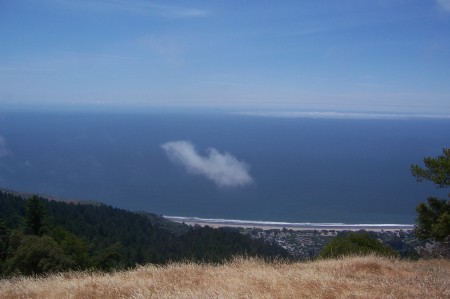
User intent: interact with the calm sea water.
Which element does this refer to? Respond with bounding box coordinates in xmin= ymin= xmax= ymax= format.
xmin=0 ymin=110 xmax=448 ymax=224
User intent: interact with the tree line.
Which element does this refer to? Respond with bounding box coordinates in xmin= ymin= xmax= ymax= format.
xmin=0 ymin=192 xmax=289 ymax=276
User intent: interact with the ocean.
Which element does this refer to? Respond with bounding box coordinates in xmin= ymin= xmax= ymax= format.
xmin=0 ymin=109 xmax=448 ymax=224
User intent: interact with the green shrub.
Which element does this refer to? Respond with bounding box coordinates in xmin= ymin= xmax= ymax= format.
xmin=3 ymin=233 xmax=75 ymax=275
xmin=319 ymin=232 xmax=398 ymax=259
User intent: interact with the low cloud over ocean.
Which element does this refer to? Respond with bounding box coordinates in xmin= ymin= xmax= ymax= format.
xmin=161 ymin=140 xmax=253 ymax=188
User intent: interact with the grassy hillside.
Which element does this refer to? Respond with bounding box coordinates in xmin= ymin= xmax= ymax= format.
xmin=1 ymin=256 xmax=449 ymax=298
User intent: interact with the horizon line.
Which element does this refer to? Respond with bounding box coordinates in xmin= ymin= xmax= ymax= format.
xmin=236 ymin=111 xmax=450 ymax=120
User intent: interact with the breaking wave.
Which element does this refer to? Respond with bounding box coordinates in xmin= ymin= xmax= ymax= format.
xmin=164 ymin=216 xmax=414 ymax=229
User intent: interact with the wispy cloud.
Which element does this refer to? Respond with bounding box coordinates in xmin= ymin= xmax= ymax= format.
xmin=200 ymin=81 xmax=242 ymax=87
xmin=44 ymin=0 xmax=210 ymax=18
xmin=143 ymin=36 xmax=186 ymax=66
xmin=161 ymin=140 xmax=253 ymax=188
xmin=353 ymin=82 xmax=385 ymax=88
xmin=436 ymin=0 xmax=450 ymax=13
xmin=285 ymin=28 xmax=326 ymax=37
xmin=0 ymin=51 xmax=135 ymax=75
xmin=0 ymin=135 xmax=12 ymax=158
xmin=238 ymin=111 xmax=450 ymax=120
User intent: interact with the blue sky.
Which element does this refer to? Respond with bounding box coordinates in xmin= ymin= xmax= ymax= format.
xmin=1 ymin=0 xmax=450 ymax=114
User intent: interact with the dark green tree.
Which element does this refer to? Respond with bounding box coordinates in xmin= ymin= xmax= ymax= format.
xmin=3 ymin=233 xmax=74 ymax=275
xmin=50 ymin=227 xmax=90 ymax=269
xmin=411 ymin=148 xmax=450 ymax=242
xmin=0 ymin=218 xmax=9 ymax=271
xmin=93 ymin=242 xmax=122 ymax=270
xmin=1 ymin=191 xmax=291 ymax=274
xmin=25 ymin=196 xmax=47 ymax=236
xmin=411 ymin=148 xmax=450 ymax=188
xmin=415 ymin=198 xmax=450 ymax=241
xmin=319 ymin=232 xmax=398 ymax=259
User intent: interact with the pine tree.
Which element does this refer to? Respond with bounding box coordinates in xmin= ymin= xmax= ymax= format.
xmin=25 ymin=196 xmax=47 ymax=236
xmin=411 ymin=148 xmax=450 ymax=242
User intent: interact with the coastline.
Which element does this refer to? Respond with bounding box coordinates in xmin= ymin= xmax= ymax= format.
xmin=164 ymin=216 xmax=414 ymax=232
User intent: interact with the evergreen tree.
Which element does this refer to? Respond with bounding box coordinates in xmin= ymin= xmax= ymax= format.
xmin=0 ymin=218 xmax=9 ymax=271
xmin=411 ymin=148 xmax=450 ymax=188
xmin=0 ymin=191 xmax=291 ymax=275
xmin=411 ymin=148 xmax=450 ymax=242
xmin=25 ymin=196 xmax=47 ymax=236
xmin=50 ymin=227 xmax=90 ymax=269
xmin=3 ymin=233 xmax=74 ymax=275
xmin=93 ymin=242 xmax=123 ymax=270
xmin=415 ymin=198 xmax=450 ymax=241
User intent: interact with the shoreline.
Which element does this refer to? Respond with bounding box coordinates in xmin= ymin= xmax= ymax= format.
xmin=164 ymin=216 xmax=414 ymax=232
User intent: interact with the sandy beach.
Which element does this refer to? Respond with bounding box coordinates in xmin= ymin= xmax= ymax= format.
xmin=165 ymin=217 xmax=414 ymax=232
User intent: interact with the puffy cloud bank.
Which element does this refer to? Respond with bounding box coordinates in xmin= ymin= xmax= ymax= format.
xmin=161 ymin=140 xmax=253 ymax=187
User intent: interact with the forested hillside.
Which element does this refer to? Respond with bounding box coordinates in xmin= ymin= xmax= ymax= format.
xmin=0 ymin=190 xmax=289 ymax=276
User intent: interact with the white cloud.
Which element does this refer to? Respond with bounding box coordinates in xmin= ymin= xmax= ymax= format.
xmin=45 ymin=0 xmax=210 ymax=18
xmin=0 ymin=135 xmax=11 ymax=158
xmin=161 ymin=140 xmax=253 ymax=188
xmin=437 ymin=0 xmax=450 ymax=12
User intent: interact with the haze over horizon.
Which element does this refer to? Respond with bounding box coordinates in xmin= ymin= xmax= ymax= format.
xmin=1 ymin=0 xmax=450 ymax=114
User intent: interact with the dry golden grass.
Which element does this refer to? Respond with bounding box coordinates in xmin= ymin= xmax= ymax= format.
xmin=1 ymin=256 xmax=449 ymax=298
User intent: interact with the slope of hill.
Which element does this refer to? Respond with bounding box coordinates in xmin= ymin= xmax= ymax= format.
xmin=0 ymin=187 xmax=186 ymax=234
xmin=0 ymin=189 xmax=290 ymax=275
xmin=1 ymin=256 xmax=449 ymax=298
